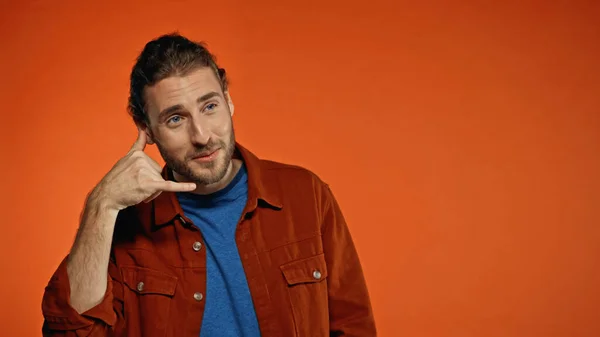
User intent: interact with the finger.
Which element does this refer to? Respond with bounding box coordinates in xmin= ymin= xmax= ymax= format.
xmin=145 ymin=156 xmax=163 ymax=173
xmin=150 ymin=180 xmax=197 ymax=193
xmin=143 ymin=191 xmax=162 ymax=203
xmin=129 ymin=127 xmax=147 ymax=153
xmin=145 ymin=166 xmax=167 ymax=181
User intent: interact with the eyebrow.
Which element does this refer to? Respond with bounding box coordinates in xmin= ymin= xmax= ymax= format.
xmin=158 ymin=91 xmax=222 ymax=121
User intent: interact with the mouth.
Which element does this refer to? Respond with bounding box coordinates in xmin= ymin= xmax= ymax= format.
xmin=191 ymin=148 xmax=220 ymax=163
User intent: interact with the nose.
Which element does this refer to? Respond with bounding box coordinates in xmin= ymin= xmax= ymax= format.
xmin=189 ymin=118 xmax=210 ymax=145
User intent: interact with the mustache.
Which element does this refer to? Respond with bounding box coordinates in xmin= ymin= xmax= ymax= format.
xmin=187 ymin=142 xmax=221 ymax=158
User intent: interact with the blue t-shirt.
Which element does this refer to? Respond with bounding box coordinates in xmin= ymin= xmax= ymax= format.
xmin=177 ymin=164 xmax=261 ymax=337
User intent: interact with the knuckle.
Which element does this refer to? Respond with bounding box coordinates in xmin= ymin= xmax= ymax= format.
xmin=131 ymin=157 xmax=149 ymax=172
xmin=133 ymin=168 xmax=147 ymax=186
xmin=130 ymin=151 xmax=148 ymax=164
xmin=134 ymin=185 xmax=147 ymax=196
xmin=128 ymin=150 xmax=141 ymax=159
xmin=133 ymin=153 xmax=146 ymax=163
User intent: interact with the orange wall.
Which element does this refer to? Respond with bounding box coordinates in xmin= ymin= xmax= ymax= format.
xmin=1 ymin=1 xmax=599 ymax=336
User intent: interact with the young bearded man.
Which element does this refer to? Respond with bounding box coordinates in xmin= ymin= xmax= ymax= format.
xmin=41 ymin=33 xmax=376 ymax=337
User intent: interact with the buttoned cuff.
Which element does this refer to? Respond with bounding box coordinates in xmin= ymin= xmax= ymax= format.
xmin=42 ymin=256 xmax=116 ymax=331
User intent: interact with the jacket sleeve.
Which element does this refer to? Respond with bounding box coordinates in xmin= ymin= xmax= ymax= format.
xmin=321 ymin=183 xmax=377 ymax=336
xmin=41 ymin=255 xmax=125 ymax=336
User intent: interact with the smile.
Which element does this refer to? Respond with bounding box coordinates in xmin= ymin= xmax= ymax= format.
xmin=191 ymin=149 xmax=220 ymax=163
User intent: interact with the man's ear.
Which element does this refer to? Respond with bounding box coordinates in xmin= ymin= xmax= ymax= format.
xmin=225 ymin=91 xmax=235 ymax=116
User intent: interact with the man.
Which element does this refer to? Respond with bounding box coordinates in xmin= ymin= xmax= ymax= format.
xmin=41 ymin=33 xmax=376 ymax=337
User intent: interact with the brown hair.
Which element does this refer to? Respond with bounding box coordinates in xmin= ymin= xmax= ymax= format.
xmin=127 ymin=32 xmax=228 ymax=125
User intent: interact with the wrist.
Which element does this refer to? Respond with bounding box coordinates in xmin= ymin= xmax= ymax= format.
xmin=87 ymin=187 xmax=120 ymax=216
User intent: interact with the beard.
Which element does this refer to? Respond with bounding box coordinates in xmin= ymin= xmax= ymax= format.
xmin=156 ymin=126 xmax=236 ymax=186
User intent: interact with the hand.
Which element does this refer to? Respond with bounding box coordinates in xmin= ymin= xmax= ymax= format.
xmin=90 ymin=128 xmax=196 ymax=211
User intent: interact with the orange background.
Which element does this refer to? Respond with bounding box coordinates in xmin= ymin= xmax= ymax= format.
xmin=1 ymin=1 xmax=599 ymax=336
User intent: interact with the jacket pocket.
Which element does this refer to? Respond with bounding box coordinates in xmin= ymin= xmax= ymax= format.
xmin=121 ymin=266 xmax=178 ymax=337
xmin=280 ymin=253 xmax=329 ymax=336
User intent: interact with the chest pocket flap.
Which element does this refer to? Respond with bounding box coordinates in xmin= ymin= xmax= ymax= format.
xmin=280 ymin=253 xmax=328 ymax=286
xmin=121 ymin=266 xmax=178 ymax=296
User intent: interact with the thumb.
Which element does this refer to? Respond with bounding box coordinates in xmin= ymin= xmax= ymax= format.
xmin=130 ymin=127 xmax=147 ymax=153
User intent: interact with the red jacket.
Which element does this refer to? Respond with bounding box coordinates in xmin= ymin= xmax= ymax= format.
xmin=41 ymin=143 xmax=376 ymax=336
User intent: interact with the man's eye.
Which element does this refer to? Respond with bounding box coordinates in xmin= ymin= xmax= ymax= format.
xmin=167 ymin=115 xmax=182 ymax=124
xmin=205 ymin=103 xmax=218 ymax=112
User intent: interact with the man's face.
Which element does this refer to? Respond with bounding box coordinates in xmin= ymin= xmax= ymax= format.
xmin=142 ymin=67 xmax=235 ymax=186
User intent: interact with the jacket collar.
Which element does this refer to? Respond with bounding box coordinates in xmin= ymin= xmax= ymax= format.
xmin=135 ymin=142 xmax=282 ymax=231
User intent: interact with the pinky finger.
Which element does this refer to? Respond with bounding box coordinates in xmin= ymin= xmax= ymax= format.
xmin=143 ymin=191 xmax=162 ymax=203
xmin=151 ymin=180 xmax=197 ymax=193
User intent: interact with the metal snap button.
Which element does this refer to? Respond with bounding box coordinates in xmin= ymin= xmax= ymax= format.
xmin=193 ymin=241 xmax=202 ymax=251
